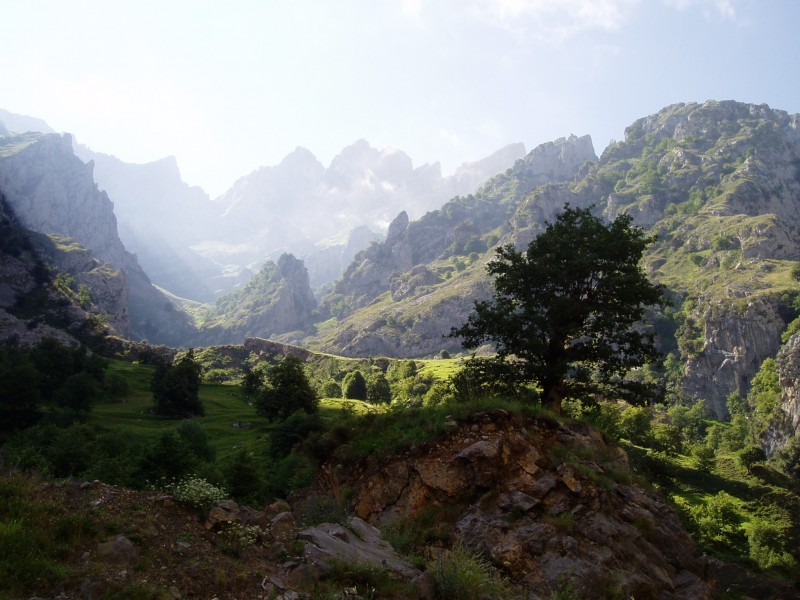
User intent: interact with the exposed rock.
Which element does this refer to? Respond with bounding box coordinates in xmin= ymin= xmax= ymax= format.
xmin=683 ymin=295 xmax=785 ymax=419
xmin=0 ymin=131 xmax=196 ymax=345
xmin=96 ymin=534 xmax=138 ymax=565
xmin=194 ymin=253 xmax=316 ymax=345
xmin=299 ymin=517 xmax=420 ymax=580
xmin=345 ymin=412 xmax=713 ymax=598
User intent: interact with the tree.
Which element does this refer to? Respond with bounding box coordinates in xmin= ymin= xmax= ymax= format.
xmin=255 ymin=356 xmax=318 ymax=422
xmin=342 ymin=370 xmax=368 ymax=400
xmin=366 ymin=372 xmax=392 ymax=404
xmin=151 ymin=350 xmax=204 ymax=417
xmin=451 ymin=206 xmax=665 ymax=414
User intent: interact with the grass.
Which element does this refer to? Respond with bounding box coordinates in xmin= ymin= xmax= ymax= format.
xmin=91 ymin=360 xmax=269 ymax=461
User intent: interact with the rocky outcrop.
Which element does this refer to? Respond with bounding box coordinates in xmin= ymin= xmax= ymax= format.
xmin=766 ymin=332 xmax=800 ymax=454
xmin=0 ymin=193 xmax=120 ymax=346
xmin=339 ymin=410 xmax=712 ymax=598
xmin=321 ymin=135 xmax=597 ymax=320
xmin=34 ymin=234 xmax=130 ymax=337
xmin=195 ymin=253 xmax=316 ymax=345
xmin=683 ymin=295 xmax=786 ymax=419
xmin=0 ymin=132 xmax=196 ymax=345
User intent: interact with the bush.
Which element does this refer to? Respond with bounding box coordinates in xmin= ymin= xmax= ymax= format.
xmin=747 ymin=517 xmax=797 ymax=571
xmin=320 ymin=379 xmax=342 ymax=398
xmin=691 ymin=492 xmax=744 ymax=549
xmin=431 ymin=543 xmax=516 ymax=600
xmin=618 ymin=406 xmax=652 ymax=445
xmin=165 ymin=476 xmax=227 ymax=511
xmin=738 ymin=446 xmax=767 ymax=473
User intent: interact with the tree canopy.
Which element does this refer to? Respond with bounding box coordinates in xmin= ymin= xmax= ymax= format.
xmin=151 ymin=350 xmax=204 ymax=418
xmin=452 ymin=205 xmax=665 ymax=413
xmin=255 ymin=356 xmax=318 ymax=422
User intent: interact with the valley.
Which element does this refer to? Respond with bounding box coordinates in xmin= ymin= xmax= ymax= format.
xmin=2 ymin=100 xmax=800 ymax=599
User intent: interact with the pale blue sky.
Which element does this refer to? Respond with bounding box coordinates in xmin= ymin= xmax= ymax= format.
xmin=1 ymin=0 xmax=798 ymax=197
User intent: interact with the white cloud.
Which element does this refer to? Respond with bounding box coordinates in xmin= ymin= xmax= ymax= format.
xmin=663 ymin=0 xmax=738 ymax=19
xmin=468 ymin=0 xmax=640 ymax=41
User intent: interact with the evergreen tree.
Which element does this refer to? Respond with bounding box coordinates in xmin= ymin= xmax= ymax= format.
xmin=452 ymin=206 xmax=665 ymax=413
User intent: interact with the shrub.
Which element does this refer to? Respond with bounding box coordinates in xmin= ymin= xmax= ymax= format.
xmin=618 ymin=405 xmax=652 ymax=445
xmin=747 ymin=517 xmax=797 ymax=571
xmin=738 ymin=446 xmax=767 ymax=473
xmin=320 ymin=379 xmax=342 ymax=398
xmin=431 ymin=542 xmax=517 ymax=600
xmin=165 ymin=476 xmax=227 ymax=511
xmin=691 ymin=492 xmax=744 ymax=549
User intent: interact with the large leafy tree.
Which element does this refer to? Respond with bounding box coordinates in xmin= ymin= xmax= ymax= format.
xmin=151 ymin=349 xmax=204 ymax=417
xmin=256 ymin=356 xmax=318 ymax=422
xmin=452 ymin=205 xmax=665 ymax=414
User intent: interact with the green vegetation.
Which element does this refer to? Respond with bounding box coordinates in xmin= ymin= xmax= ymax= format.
xmin=452 ymin=206 xmax=665 ymax=413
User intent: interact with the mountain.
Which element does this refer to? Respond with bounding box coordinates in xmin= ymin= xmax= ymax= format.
xmin=202 ymin=140 xmax=527 ymax=291
xmin=72 ymin=145 xmax=225 ymax=301
xmin=312 ymin=134 xmax=597 ymax=355
xmin=0 ymin=190 xmax=124 ymax=347
xmin=0 ymin=131 xmax=196 ymax=346
xmin=193 ymin=253 xmax=316 ymax=346
xmin=309 ymin=101 xmax=800 ymax=426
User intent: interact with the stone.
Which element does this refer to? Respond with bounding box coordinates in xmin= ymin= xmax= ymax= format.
xmin=299 ymin=517 xmax=420 ymax=579
xmin=270 ymin=511 xmax=298 ymax=543
xmin=96 ymin=534 xmax=138 ymax=565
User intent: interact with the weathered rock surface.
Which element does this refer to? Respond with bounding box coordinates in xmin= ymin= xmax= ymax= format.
xmin=195 ymin=253 xmax=316 ymax=345
xmin=768 ymin=332 xmax=800 ymax=454
xmin=345 ymin=410 xmax=711 ymax=598
xmin=0 ymin=132 xmax=196 ymax=345
xmin=683 ymin=295 xmax=786 ymax=419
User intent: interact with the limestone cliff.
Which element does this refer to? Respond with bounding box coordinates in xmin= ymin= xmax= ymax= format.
xmin=195 ymin=253 xmax=316 ymax=345
xmin=0 ymin=192 xmax=120 ymax=346
xmin=320 ymin=135 xmax=596 ymax=323
xmin=0 ymin=132 xmax=196 ymax=345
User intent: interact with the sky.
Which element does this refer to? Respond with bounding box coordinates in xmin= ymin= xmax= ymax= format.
xmin=1 ymin=0 xmax=799 ymax=198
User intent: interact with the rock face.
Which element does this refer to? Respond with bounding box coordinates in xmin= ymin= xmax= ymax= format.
xmin=683 ymin=295 xmax=786 ymax=419
xmin=768 ymin=332 xmax=800 ymax=454
xmin=73 ymin=145 xmax=223 ymax=301
xmin=320 ymin=135 xmax=596 ymax=323
xmin=0 ymin=132 xmax=196 ymax=345
xmin=0 ymin=191 xmax=123 ymax=346
xmin=342 ymin=410 xmax=712 ymax=598
xmin=195 ymin=253 xmax=316 ymax=345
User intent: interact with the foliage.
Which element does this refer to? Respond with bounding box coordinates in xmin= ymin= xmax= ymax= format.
xmin=255 ymin=356 xmax=318 ymax=422
xmin=151 ymin=350 xmax=204 ymax=417
xmin=773 ymin=436 xmax=800 ymax=481
xmin=618 ymin=405 xmax=652 ymax=445
xmin=452 ymin=206 xmax=665 ymax=413
xmin=746 ymin=510 xmax=797 ymax=571
xmin=366 ymin=372 xmax=392 ymax=404
xmin=746 ymin=358 xmax=781 ymax=435
xmin=164 ymin=476 xmax=228 ymax=511
xmin=342 ymin=370 xmax=368 ymax=400
xmin=431 ymin=542 xmax=518 ymax=600
xmin=691 ymin=492 xmax=744 ymax=549
xmin=449 ymin=356 xmax=533 ymax=403
xmin=320 ymin=379 xmax=342 ymax=398
xmin=738 ymin=446 xmax=767 ymax=473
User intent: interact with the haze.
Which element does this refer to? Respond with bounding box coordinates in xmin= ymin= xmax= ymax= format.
xmin=1 ymin=0 xmax=798 ymax=197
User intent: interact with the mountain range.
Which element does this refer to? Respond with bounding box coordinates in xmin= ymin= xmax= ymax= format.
xmin=2 ymin=99 xmax=800 ymax=452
